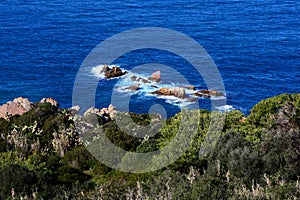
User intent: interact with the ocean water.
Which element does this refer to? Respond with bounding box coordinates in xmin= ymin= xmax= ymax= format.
xmin=0 ymin=0 xmax=299 ymax=116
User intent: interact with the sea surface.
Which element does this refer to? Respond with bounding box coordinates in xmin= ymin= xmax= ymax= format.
xmin=0 ymin=0 xmax=299 ymax=116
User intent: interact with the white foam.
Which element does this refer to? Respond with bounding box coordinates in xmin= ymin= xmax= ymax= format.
xmin=210 ymin=96 xmax=226 ymax=100
xmin=150 ymin=93 xmax=196 ymax=107
xmin=114 ymin=86 xmax=140 ymax=95
xmin=215 ymin=105 xmax=234 ymax=112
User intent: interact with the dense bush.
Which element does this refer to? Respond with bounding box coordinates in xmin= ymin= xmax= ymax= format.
xmin=0 ymin=164 xmax=37 ymax=199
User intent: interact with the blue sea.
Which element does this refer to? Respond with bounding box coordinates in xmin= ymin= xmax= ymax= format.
xmin=0 ymin=0 xmax=299 ymax=117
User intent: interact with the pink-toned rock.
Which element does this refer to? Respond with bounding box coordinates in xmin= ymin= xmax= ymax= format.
xmin=0 ymin=97 xmax=32 ymax=119
xmin=40 ymin=98 xmax=59 ymax=107
xmin=13 ymin=97 xmax=32 ymax=110
xmin=151 ymin=87 xmax=186 ymax=99
xmin=148 ymin=70 xmax=161 ymax=83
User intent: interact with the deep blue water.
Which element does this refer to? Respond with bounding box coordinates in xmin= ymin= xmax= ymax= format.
xmin=0 ymin=0 xmax=299 ymax=116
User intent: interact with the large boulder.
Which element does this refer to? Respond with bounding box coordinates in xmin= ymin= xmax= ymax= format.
xmin=0 ymin=97 xmax=32 ymax=119
xmin=151 ymin=87 xmax=186 ymax=99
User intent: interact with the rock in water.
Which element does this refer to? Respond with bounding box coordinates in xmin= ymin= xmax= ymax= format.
xmin=102 ymin=65 xmax=127 ymax=79
xmin=184 ymin=85 xmax=196 ymax=90
xmin=125 ymin=84 xmax=140 ymax=91
xmin=130 ymin=76 xmax=150 ymax=84
xmin=151 ymin=87 xmax=186 ymax=99
xmin=148 ymin=70 xmax=161 ymax=83
xmin=130 ymin=75 xmax=138 ymax=81
xmin=194 ymin=90 xmax=224 ymax=98
xmin=100 ymin=64 xmax=110 ymax=74
xmin=0 ymin=97 xmax=32 ymax=119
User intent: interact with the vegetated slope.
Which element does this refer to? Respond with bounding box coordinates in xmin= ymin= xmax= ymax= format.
xmin=0 ymin=94 xmax=299 ymax=199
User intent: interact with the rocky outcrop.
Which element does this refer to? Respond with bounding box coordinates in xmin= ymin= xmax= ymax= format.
xmin=40 ymin=97 xmax=59 ymax=107
xmin=70 ymin=105 xmax=80 ymax=112
xmin=100 ymin=65 xmax=127 ymax=79
xmin=84 ymin=104 xmax=117 ymax=123
xmin=0 ymin=97 xmax=32 ymax=119
xmin=148 ymin=70 xmax=161 ymax=83
xmin=194 ymin=90 xmax=224 ymax=98
xmin=151 ymin=87 xmax=186 ymax=99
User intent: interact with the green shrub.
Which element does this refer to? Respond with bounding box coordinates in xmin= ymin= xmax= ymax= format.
xmin=248 ymin=94 xmax=299 ymax=127
xmin=63 ymin=146 xmax=98 ymax=170
xmin=0 ymin=164 xmax=37 ymax=199
xmin=56 ymin=165 xmax=91 ymax=186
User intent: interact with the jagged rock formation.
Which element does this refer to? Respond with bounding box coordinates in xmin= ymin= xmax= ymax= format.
xmin=100 ymin=65 xmax=127 ymax=79
xmin=84 ymin=104 xmax=117 ymax=122
xmin=0 ymin=97 xmax=32 ymax=119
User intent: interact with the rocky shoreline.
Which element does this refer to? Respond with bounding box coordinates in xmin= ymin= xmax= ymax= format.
xmin=0 ymin=97 xmax=117 ymax=124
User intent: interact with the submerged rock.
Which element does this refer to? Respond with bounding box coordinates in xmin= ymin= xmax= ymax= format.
xmin=184 ymin=85 xmax=196 ymax=90
xmin=125 ymin=84 xmax=140 ymax=91
xmin=194 ymin=90 xmax=224 ymax=98
xmin=130 ymin=76 xmax=151 ymax=84
xmin=148 ymin=76 xmax=161 ymax=83
xmin=151 ymin=85 xmax=159 ymax=88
